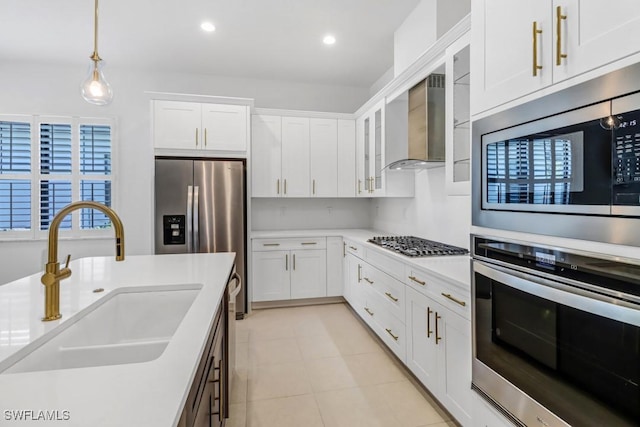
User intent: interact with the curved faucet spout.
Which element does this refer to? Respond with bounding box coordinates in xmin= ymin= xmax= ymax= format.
xmin=46 ymin=201 xmax=125 ymax=264
xmin=41 ymin=201 xmax=125 ymax=321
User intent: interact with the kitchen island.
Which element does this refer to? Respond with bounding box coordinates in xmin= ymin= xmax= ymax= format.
xmin=0 ymin=253 xmax=235 ymax=427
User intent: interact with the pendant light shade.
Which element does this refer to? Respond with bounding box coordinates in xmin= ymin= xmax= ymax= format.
xmin=81 ymin=0 xmax=113 ymax=105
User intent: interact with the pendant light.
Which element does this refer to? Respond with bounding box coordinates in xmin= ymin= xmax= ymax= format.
xmin=81 ymin=0 xmax=113 ymax=105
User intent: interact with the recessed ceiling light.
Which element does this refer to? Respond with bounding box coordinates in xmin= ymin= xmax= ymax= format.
xmin=323 ymin=35 xmax=336 ymax=45
xmin=201 ymin=22 xmax=216 ymax=32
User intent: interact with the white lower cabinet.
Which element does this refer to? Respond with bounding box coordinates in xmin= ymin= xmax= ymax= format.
xmin=290 ymin=249 xmax=327 ymax=299
xmin=252 ymin=250 xmax=291 ymax=301
xmin=251 ymin=237 xmax=330 ymax=302
xmin=326 ymin=237 xmax=344 ymax=297
xmin=473 ymin=393 xmax=516 ymax=427
xmin=344 ymin=244 xmax=473 ymax=427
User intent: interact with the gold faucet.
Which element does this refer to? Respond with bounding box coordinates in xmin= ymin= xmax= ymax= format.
xmin=41 ymin=201 xmax=125 ymax=321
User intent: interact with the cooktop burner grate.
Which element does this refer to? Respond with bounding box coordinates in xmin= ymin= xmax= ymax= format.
xmin=368 ymin=236 xmax=469 ymax=257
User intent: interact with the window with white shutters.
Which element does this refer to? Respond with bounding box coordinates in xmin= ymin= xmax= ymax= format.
xmin=0 ymin=115 xmax=115 ymax=239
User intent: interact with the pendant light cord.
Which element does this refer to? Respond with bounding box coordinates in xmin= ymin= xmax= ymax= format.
xmin=91 ymin=0 xmax=101 ymax=62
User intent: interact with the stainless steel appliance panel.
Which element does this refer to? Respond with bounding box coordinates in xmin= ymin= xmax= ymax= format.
xmin=472 ymin=60 xmax=640 ymax=245
xmin=472 ymin=235 xmax=640 ymax=427
xmin=155 ymin=158 xmax=193 ymax=254
xmin=194 ymin=160 xmax=246 ymax=316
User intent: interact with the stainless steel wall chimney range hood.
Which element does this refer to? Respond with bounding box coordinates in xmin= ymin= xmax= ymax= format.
xmin=385 ymin=74 xmax=446 ymax=170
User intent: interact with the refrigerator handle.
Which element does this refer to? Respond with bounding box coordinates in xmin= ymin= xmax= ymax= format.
xmin=186 ymin=185 xmax=193 ymax=253
xmin=193 ymin=186 xmax=200 ymax=253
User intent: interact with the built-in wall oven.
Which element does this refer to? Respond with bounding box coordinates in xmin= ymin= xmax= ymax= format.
xmin=472 ymin=60 xmax=640 ymax=246
xmin=472 ymin=235 xmax=640 ymax=427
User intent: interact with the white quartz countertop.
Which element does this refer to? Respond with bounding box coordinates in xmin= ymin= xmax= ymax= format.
xmin=251 ymin=229 xmax=471 ymax=288
xmin=0 ymin=253 xmax=235 ymax=427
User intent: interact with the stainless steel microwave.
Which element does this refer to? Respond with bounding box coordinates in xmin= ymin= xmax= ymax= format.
xmin=473 ymin=61 xmax=640 ymax=246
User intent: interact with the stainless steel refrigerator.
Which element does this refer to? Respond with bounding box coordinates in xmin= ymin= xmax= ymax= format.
xmin=154 ymin=157 xmax=246 ymax=318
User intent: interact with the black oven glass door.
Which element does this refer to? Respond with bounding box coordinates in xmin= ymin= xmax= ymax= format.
xmin=481 ymin=101 xmax=612 ymax=214
xmin=473 ymin=262 xmax=640 ymax=427
xmin=612 ymin=92 xmax=640 ymax=216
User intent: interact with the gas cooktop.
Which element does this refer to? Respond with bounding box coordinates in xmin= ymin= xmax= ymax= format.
xmin=368 ymin=236 xmax=469 ymax=257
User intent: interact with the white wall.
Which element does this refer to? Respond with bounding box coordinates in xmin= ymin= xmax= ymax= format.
xmin=0 ymin=62 xmax=370 ymax=284
xmin=394 ymin=0 xmax=437 ymax=77
xmin=372 ymin=168 xmax=471 ymax=249
xmin=252 ymin=198 xmax=372 ymax=231
xmin=436 ymin=0 xmax=471 ymax=38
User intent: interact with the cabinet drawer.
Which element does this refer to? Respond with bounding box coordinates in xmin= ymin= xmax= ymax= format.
xmin=252 ymin=237 xmax=327 ymax=251
xmin=434 ymin=284 xmax=470 ymax=321
xmin=361 ymin=263 xmax=405 ymax=323
xmin=405 ymin=266 xmax=470 ymax=320
xmin=365 ymin=248 xmax=404 ymax=280
xmin=345 ymin=240 xmax=363 ymax=257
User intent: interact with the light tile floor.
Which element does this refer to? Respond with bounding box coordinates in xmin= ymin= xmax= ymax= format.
xmin=227 ymin=303 xmax=457 ymax=427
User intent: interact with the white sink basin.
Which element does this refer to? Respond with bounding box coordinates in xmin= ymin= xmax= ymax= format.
xmin=0 ymin=284 xmax=202 ymax=374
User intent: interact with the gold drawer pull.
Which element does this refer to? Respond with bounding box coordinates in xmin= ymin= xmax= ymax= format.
xmin=385 ymin=328 xmax=399 ymax=341
xmin=532 ymin=21 xmax=543 ymax=76
xmin=364 ymin=277 xmax=374 ymax=285
xmin=357 ymin=264 xmax=362 ymax=282
xmin=349 ymin=246 xmax=358 ymax=251
xmin=263 ymin=243 xmax=280 ymax=247
xmin=385 ymin=292 xmax=398 ymax=302
xmin=365 ymin=307 xmax=374 ymax=316
xmin=556 ymin=6 xmax=567 ymax=65
xmin=408 ymin=275 xmax=425 ymax=286
xmin=435 ymin=313 xmax=442 ymax=344
xmin=441 ymin=293 xmax=466 ymax=307
xmin=301 ymin=242 xmax=317 ymax=245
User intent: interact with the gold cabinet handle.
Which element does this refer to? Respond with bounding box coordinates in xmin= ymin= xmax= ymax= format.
xmin=195 ymin=128 xmax=199 ymax=146
xmin=385 ymin=328 xmax=399 ymax=341
xmin=349 ymin=246 xmax=358 ymax=251
xmin=293 ymin=253 xmax=296 ymax=270
xmin=263 ymin=243 xmax=280 ymax=247
xmin=365 ymin=307 xmax=374 ymax=316
xmin=204 ymin=128 xmax=208 ymax=147
xmin=285 ymin=254 xmax=288 ymax=271
xmin=301 ymin=242 xmax=317 ymax=245
xmin=358 ymin=179 xmax=362 ymax=194
xmin=343 ymin=242 xmax=346 ymax=257
xmin=532 ymin=21 xmax=543 ymax=76
xmin=357 ymin=264 xmax=362 ymax=282
xmin=435 ymin=312 xmax=442 ymax=344
xmin=284 ymin=179 xmax=287 ymax=195
xmin=312 ymin=179 xmax=316 ymax=195
xmin=369 ymin=177 xmax=374 ymax=193
xmin=441 ymin=292 xmax=467 ymax=307
xmin=385 ymin=292 xmax=398 ymax=302
xmin=556 ymin=6 xmax=567 ymax=65
xmin=408 ymin=275 xmax=426 ymax=286
xmin=364 ymin=277 xmax=374 ymax=285
xmin=277 ymin=179 xmax=280 ymax=195
xmin=427 ymin=307 xmax=433 ymax=338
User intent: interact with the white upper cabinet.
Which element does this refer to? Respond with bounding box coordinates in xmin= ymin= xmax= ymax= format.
xmin=471 ymin=1 xmax=551 ymax=114
xmin=554 ymin=0 xmax=640 ymax=82
xmin=153 ymin=100 xmax=248 ymax=151
xmin=154 ymin=101 xmax=202 ymax=150
xmin=309 ymin=118 xmax=338 ymax=197
xmin=337 ymin=119 xmax=357 ymax=198
xmin=472 ymin=0 xmax=640 ymax=114
xmin=252 ymin=112 xmax=356 ymax=198
xmin=281 ymin=117 xmax=310 ymax=197
xmin=251 ymin=115 xmax=282 ymax=197
xmin=200 ymin=103 xmax=248 ymax=151
xmin=445 ymin=33 xmax=471 ymax=195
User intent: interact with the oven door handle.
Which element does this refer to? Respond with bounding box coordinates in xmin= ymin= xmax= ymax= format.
xmin=473 ymin=260 xmax=640 ymax=327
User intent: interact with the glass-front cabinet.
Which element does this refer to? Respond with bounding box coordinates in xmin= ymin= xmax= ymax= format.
xmin=357 ymin=100 xmax=386 ymax=197
xmin=446 ymin=33 xmax=471 ymax=195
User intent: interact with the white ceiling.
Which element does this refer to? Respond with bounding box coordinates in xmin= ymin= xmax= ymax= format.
xmin=3 ymin=0 xmax=422 ymax=88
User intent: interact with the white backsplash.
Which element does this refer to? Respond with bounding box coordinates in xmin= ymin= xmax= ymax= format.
xmin=372 ymin=167 xmax=471 ymax=248
xmin=251 ymin=198 xmax=373 ymax=231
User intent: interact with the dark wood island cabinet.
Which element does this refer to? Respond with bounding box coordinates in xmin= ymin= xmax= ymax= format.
xmin=178 ymin=283 xmax=229 ymax=427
